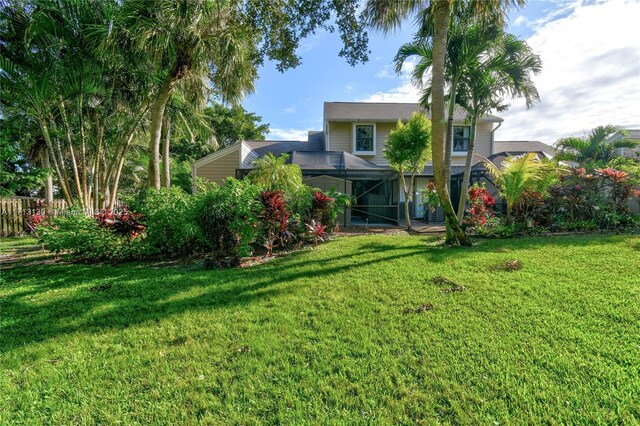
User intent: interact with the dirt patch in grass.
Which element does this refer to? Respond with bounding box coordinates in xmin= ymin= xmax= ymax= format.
xmin=431 ymin=275 xmax=467 ymax=293
xmin=403 ymin=303 xmax=435 ymax=314
xmin=491 ymin=259 xmax=523 ymax=272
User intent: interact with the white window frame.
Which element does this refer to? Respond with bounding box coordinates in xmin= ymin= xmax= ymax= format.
xmin=352 ymin=123 xmax=376 ymax=155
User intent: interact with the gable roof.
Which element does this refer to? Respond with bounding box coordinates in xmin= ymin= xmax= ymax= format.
xmin=494 ymin=140 xmax=557 ymax=157
xmin=324 ymin=102 xmax=503 ymax=123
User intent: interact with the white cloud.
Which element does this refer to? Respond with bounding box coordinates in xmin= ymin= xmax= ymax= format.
xmin=267 ymin=128 xmax=312 ymax=141
xmin=359 ymin=81 xmax=420 ymax=103
xmin=513 ymin=15 xmax=528 ymax=27
xmin=499 ymin=0 xmax=640 ymax=144
xmin=375 ymin=66 xmax=394 ymax=79
xmin=345 ymin=84 xmax=354 ymax=93
xmin=360 ymin=59 xmax=421 ymax=102
xmin=284 ymin=106 xmax=296 ymax=114
xmin=356 ymin=0 xmax=640 ymax=144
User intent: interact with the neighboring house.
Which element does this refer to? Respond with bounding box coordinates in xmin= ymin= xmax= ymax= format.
xmin=606 ymin=128 xmax=640 ymax=158
xmin=494 ymin=140 xmax=556 ymax=158
xmin=193 ymin=101 xmax=546 ymax=225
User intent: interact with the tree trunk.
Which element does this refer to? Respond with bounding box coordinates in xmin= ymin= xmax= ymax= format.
xmin=399 ymin=171 xmax=412 ymax=230
xmin=443 ymin=82 xmax=458 ymax=243
xmin=40 ymin=120 xmax=73 ymax=205
xmin=149 ymin=75 xmax=176 ymax=189
xmin=42 ymin=150 xmax=54 ymax=205
xmin=430 ymin=0 xmax=472 ymax=247
xmin=457 ymin=116 xmax=477 ymax=222
xmin=108 ymin=106 xmax=150 ymax=211
xmin=162 ymin=115 xmax=171 ymax=188
xmin=58 ymin=100 xmax=85 ymax=208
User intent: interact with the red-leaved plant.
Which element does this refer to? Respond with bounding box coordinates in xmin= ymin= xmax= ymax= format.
xmin=95 ymin=210 xmax=145 ymax=240
xmin=464 ymin=183 xmax=495 ymax=227
xmin=595 ymin=167 xmax=633 ymax=212
xmin=311 ymin=191 xmax=335 ymax=224
xmin=257 ymin=190 xmax=292 ymax=256
xmin=306 ymin=220 xmax=329 ymax=247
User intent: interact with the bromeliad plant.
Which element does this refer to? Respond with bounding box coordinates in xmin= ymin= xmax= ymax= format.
xmin=257 ymin=190 xmax=293 ymax=257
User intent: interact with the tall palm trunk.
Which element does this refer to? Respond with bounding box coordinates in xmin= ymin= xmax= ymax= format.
xmin=161 ymin=115 xmax=171 ymax=188
xmin=59 ymin=100 xmax=85 ymax=208
xmin=42 ymin=150 xmax=54 ymax=205
xmin=149 ymin=75 xmax=176 ymax=189
xmin=108 ymin=105 xmax=150 ymax=210
xmin=430 ymin=0 xmax=471 ymax=246
xmin=443 ymin=85 xmax=458 ymax=243
xmin=457 ymin=116 xmax=477 ymax=222
xmin=39 ymin=120 xmax=73 ymax=205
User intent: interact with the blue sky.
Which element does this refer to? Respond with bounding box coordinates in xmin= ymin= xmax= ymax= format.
xmin=243 ymin=0 xmax=640 ymax=145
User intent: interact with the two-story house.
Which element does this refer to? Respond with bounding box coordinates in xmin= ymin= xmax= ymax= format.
xmin=193 ymin=101 xmax=549 ymax=225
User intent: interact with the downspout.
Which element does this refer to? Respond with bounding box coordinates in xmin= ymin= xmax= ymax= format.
xmin=490 ymin=121 xmax=503 ymax=155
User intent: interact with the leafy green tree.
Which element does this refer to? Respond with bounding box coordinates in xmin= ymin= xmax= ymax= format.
xmin=555 ymin=126 xmax=639 ymax=166
xmin=116 ymin=0 xmax=369 ymax=189
xmin=0 ymin=126 xmax=46 ymax=197
xmin=171 ymin=103 xmax=270 ymax=163
xmin=208 ymin=103 xmax=270 ymax=149
xmin=247 ymin=153 xmax=303 ymax=194
xmin=364 ymin=0 xmax=525 ymax=246
xmin=384 ymin=112 xmax=432 ymax=230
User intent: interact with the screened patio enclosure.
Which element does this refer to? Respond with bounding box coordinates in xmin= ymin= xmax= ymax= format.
xmin=237 ymin=150 xmax=495 ymax=226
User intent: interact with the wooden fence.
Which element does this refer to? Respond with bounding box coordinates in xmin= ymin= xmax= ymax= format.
xmin=0 ymin=197 xmax=126 ymax=237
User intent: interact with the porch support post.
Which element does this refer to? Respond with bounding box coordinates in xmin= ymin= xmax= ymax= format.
xmin=343 ymin=168 xmax=347 ymax=227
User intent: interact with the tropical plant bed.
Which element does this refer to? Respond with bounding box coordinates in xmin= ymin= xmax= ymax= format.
xmin=1 ymin=234 xmax=638 ymax=424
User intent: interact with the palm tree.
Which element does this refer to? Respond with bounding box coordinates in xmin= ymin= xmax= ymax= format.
xmin=455 ymin=32 xmax=542 ymax=221
xmin=117 ymin=0 xmax=258 ymax=190
xmin=247 ymin=153 xmax=303 ymax=194
xmin=483 ymin=152 xmax=541 ymax=224
xmin=555 ymin=126 xmax=639 ymax=166
xmin=364 ymin=0 xmax=525 ymax=246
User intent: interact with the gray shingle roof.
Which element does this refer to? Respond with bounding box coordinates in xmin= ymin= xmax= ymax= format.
xmin=290 ymin=151 xmax=391 ymax=171
xmin=494 ymin=140 xmax=557 ymax=157
xmin=245 ymin=132 xmax=324 ymax=157
xmin=324 ymin=102 xmax=502 ymax=123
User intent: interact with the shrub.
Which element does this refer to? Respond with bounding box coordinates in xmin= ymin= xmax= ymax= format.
xmin=421 ymin=182 xmax=441 ymax=218
xmin=464 ymin=183 xmax=495 ymax=227
xmin=135 ymin=187 xmax=200 ymax=256
xmin=194 ymin=178 xmax=260 ymax=262
xmin=306 ymin=220 xmax=329 ymax=246
xmin=38 ymin=211 xmax=121 ymax=260
xmin=311 ymin=191 xmax=334 ymax=224
xmin=95 ymin=210 xmax=145 ymax=240
xmin=257 ymin=189 xmax=293 ymax=256
xmin=595 ymin=167 xmax=634 ymax=213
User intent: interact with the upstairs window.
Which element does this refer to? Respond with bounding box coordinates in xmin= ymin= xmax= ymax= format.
xmin=353 ymin=124 xmax=376 ymax=154
xmin=453 ymin=126 xmax=470 ymax=152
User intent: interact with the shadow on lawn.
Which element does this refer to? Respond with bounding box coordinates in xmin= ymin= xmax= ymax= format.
xmin=0 ymin=241 xmax=426 ymax=353
xmin=1 ymin=233 xmax=633 ymax=353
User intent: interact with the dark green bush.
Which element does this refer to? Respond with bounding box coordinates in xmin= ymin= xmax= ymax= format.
xmin=135 ymin=187 xmax=200 ymax=256
xmin=194 ymin=178 xmax=260 ymax=261
xmin=37 ymin=211 xmax=146 ymax=260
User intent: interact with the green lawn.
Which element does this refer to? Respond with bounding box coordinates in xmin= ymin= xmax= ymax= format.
xmin=1 ymin=234 xmax=639 ymax=424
